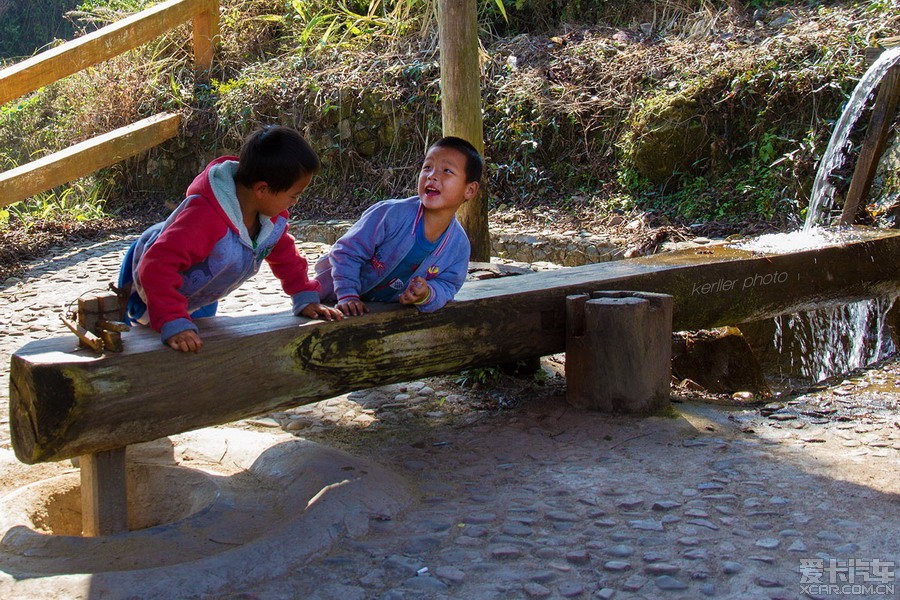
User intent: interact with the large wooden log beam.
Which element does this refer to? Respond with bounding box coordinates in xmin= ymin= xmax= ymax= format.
xmin=10 ymin=230 xmax=900 ymax=464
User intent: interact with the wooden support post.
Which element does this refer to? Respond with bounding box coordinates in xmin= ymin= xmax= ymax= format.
xmin=192 ymin=0 xmax=219 ymax=73
xmin=840 ymin=64 xmax=900 ymax=226
xmin=80 ymin=448 xmax=128 ymax=536
xmin=438 ymin=0 xmax=490 ymax=262
xmin=566 ymin=291 xmax=673 ymax=414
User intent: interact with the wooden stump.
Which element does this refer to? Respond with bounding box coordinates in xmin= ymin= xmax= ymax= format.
xmin=80 ymin=447 xmax=128 ymax=536
xmin=566 ymin=291 xmax=673 ymax=414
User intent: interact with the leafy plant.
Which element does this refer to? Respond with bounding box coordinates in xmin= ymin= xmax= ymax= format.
xmin=1 ymin=180 xmax=110 ymax=229
xmin=454 ymin=367 xmax=500 ymax=388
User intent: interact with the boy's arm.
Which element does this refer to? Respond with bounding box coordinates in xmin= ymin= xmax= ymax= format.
xmin=137 ymin=199 xmax=224 ymax=340
xmin=265 ymin=213 xmax=321 ymax=314
xmin=412 ymin=238 xmax=470 ymax=313
xmin=329 ymin=202 xmax=389 ymax=303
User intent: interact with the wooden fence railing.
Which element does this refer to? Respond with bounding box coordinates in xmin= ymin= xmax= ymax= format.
xmin=0 ymin=0 xmax=219 ymax=209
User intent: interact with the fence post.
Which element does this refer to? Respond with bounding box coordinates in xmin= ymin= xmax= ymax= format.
xmin=192 ymin=0 xmax=220 ymax=72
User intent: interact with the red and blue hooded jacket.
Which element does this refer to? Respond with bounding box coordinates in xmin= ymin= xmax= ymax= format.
xmin=123 ymin=157 xmax=320 ymax=342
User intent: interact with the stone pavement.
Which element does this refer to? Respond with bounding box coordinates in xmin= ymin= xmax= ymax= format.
xmin=0 ymin=233 xmax=898 ymax=600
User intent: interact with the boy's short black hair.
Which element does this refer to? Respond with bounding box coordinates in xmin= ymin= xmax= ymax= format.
xmin=430 ymin=136 xmax=483 ymax=184
xmin=234 ymin=125 xmax=320 ymax=192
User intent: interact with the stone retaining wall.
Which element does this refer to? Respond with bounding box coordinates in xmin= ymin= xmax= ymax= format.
xmin=291 ymin=221 xmax=627 ymax=267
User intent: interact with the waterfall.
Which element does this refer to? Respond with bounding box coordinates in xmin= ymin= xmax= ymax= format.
xmin=804 ymin=46 xmax=900 ymax=230
xmin=772 ymin=297 xmax=896 ymax=383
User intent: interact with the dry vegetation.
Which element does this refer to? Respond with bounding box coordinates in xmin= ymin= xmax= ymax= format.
xmin=0 ymin=0 xmax=898 ymax=281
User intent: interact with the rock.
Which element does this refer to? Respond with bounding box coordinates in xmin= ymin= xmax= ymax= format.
xmin=671 ymin=328 xmax=771 ymax=395
xmin=523 ymin=582 xmax=551 ymax=598
xmin=654 ymin=575 xmax=689 ymax=590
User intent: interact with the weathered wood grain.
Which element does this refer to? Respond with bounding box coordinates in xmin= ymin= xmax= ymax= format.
xmin=80 ymin=448 xmax=128 ymax=536
xmin=10 ymin=230 xmax=900 ymax=464
xmin=0 ymin=0 xmax=215 ymax=106
xmin=0 ymin=113 xmax=180 ymax=208
xmin=840 ymin=64 xmax=900 ymax=225
xmin=566 ymin=292 xmax=673 ymax=414
xmin=438 ymin=0 xmax=490 ymax=261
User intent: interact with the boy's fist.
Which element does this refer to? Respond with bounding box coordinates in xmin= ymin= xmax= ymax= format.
xmin=400 ymin=276 xmax=431 ymax=305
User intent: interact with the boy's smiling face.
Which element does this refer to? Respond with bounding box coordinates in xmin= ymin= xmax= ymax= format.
xmin=417 ymin=146 xmax=479 ymax=214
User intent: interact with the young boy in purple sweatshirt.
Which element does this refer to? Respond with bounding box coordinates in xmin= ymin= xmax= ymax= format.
xmin=315 ymin=136 xmax=482 ymax=315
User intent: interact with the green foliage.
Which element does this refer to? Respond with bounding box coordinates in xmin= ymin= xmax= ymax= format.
xmin=0 ymin=1 xmax=80 ymax=59
xmin=454 ymin=367 xmax=501 ymax=388
xmin=0 ymin=181 xmax=110 ymax=229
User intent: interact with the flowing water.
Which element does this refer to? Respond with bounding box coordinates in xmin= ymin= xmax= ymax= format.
xmin=771 ymin=297 xmax=896 ymax=383
xmin=733 ymin=48 xmax=900 ymax=382
xmin=804 ymin=46 xmax=900 ymax=229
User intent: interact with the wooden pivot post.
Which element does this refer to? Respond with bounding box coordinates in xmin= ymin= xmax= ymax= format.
xmin=80 ymin=448 xmax=128 ymax=536
xmin=840 ymin=63 xmax=900 ymax=226
xmin=566 ymin=291 xmax=674 ymax=414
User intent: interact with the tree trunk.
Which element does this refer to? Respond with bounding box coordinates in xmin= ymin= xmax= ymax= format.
xmin=438 ymin=0 xmax=490 ymax=261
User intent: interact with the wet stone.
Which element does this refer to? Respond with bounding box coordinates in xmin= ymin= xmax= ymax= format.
xmin=754 ymin=537 xmax=780 ymax=549
xmin=623 ymin=574 xmax=647 ymax=591
xmin=432 ymin=566 xmax=466 ymax=583
xmin=645 ymin=563 xmax=680 ymax=576
xmin=722 ymin=561 xmax=743 ymax=575
xmin=677 ymin=537 xmax=700 ymax=546
xmin=754 ymin=577 xmax=783 ymax=588
xmin=654 ymin=575 xmax=689 ymax=591
xmin=547 ymin=510 xmax=580 ymax=522
xmin=465 ymin=512 xmax=498 ymax=524
xmin=616 ymin=497 xmax=645 ymax=510
xmin=595 ymin=518 xmax=618 ymax=527
xmin=687 ymin=519 xmax=719 ymax=530
xmin=490 ymin=545 xmax=524 ymax=559
xmin=558 ymin=581 xmax=585 ymax=597
xmin=607 ymin=544 xmax=635 ymax=558
xmin=529 ymin=570 xmax=556 ymax=583
xmin=643 ymin=551 xmax=669 ymax=562
xmin=402 ymin=574 xmax=448 ymax=592
xmin=402 ymin=535 xmax=443 ymax=554
xmin=603 ymin=561 xmax=631 ymax=572
xmin=682 ymin=548 xmax=709 ymax=560
xmin=523 ymin=583 xmax=551 ymax=598
xmin=788 ymin=539 xmax=807 ymax=552
xmin=454 ymin=535 xmax=484 ymax=547
xmin=596 ymin=588 xmax=616 ymax=600
xmin=652 ymin=500 xmax=682 ymax=511
xmin=502 ymin=522 xmax=534 ymax=537
xmin=629 ymin=519 xmax=664 ymax=531
xmin=565 ymin=549 xmax=590 ymax=565
xmin=816 ymin=530 xmax=843 ymax=542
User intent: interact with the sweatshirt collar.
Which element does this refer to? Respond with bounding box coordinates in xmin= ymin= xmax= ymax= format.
xmin=208 ymin=160 xmax=275 ymax=247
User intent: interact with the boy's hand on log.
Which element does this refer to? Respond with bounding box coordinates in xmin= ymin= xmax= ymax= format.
xmin=336 ymin=299 xmax=369 ymax=316
xmin=167 ymin=329 xmax=203 ymax=353
xmin=300 ymin=302 xmax=344 ymax=321
xmin=400 ymin=277 xmax=431 ymax=305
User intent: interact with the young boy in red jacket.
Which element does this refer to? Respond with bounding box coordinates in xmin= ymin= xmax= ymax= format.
xmin=118 ymin=125 xmax=342 ymax=352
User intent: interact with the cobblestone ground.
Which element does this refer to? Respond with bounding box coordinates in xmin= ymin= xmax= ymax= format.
xmin=1 ymin=235 xmax=898 ymax=600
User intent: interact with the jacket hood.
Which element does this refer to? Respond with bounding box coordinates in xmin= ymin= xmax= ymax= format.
xmin=185 ymin=156 xmax=275 ymax=246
